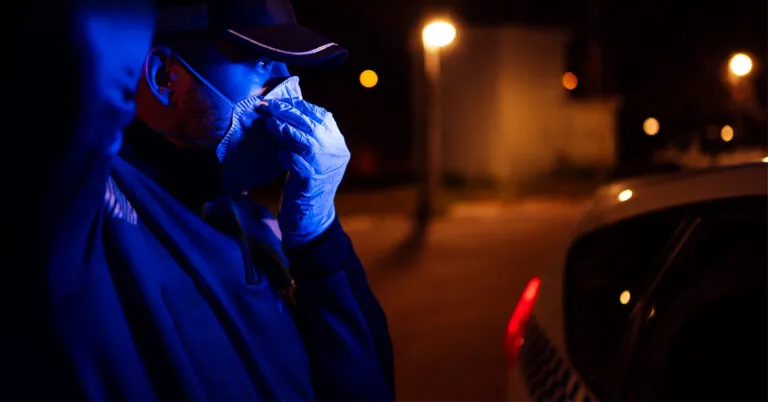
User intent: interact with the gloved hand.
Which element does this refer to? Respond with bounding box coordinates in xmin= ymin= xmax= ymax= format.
xmin=258 ymin=98 xmax=350 ymax=248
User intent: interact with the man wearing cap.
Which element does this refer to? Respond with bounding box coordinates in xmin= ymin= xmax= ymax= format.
xmin=2 ymin=0 xmax=393 ymax=400
xmin=126 ymin=0 xmax=395 ymax=400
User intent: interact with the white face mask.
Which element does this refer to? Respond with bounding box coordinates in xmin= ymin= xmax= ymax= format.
xmin=175 ymin=55 xmax=302 ymax=194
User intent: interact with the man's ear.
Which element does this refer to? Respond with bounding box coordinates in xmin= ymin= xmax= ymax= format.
xmin=143 ymin=46 xmax=175 ymax=107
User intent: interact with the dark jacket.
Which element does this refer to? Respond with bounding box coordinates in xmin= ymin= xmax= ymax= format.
xmin=2 ymin=129 xmax=394 ymax=402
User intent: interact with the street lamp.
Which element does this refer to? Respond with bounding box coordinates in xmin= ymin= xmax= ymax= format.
xmin=726 ymin=53 xmax=754 ymax=145
xmin=417 ymin=19 xmax=456 ymax=227
xmin=728 ymin=53 xmax=753 ymax=77
xmin=359 ymin=69 xmax=379 ymax=88
xmin=562 ymin=72 xmax=578 ymax=91
xmin=720 ymin=125 xmax=734 ymax=142
xmin=422 ymin=21 xmax=456 ymax=49
xmin=643 ymin=117 xmax=660 ymax=136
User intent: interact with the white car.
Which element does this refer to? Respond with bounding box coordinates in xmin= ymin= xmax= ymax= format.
xmin=507 ymin=161 xmax=768 ymax=401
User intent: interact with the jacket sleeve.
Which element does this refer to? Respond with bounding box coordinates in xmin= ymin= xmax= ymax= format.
xmin=286 ymin=218 xmax=395 ymax=401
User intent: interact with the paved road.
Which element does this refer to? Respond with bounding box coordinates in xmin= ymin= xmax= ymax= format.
xmin=341 ymin=198 xmax=589 ymax=401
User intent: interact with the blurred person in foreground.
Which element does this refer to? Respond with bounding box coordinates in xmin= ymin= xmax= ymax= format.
xmin=1 ymin=0 xmax=393 ymax=400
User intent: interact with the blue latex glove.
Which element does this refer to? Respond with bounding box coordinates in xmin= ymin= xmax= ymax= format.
xmin=259 ymin=98 xmax=350 ymax=248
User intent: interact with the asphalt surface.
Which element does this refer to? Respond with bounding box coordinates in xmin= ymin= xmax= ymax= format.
xmin=340 ymin=198 xmax=589 ymax=401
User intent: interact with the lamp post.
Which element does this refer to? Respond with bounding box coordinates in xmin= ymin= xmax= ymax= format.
xmin=416 ymin=20 xmax=456 ymax=229
xmin=725 ymin=52 xmax=755 ymax=146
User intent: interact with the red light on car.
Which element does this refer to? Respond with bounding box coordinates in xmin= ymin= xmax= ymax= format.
xmin=505 ymin=276 xmax=541 ymax=367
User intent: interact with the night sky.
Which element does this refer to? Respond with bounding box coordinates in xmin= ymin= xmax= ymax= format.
xmin=160 ymin=0 xmax=768 ymax=177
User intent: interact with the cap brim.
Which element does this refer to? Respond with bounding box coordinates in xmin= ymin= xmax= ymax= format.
xmin=224 ymin=24 xmax=347 ymax=68
xmin=154 ymin=4 xmax=346 ymax=68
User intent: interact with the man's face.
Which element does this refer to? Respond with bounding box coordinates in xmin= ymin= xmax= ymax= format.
xmin=170 ymin=55 xmax=290 ymax=147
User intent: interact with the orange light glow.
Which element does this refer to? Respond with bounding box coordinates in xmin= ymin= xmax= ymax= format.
xmin=359 ymin=70 xmax=379 ymax=88
xmin=618 ymin=189 xmax=633 ymax=202
xmin=728 ymin=53 xmax=753 ymax=77
xmin=720 ymin=125 xmax=734 ymax=142
xmin=422 ymin=20 xmax=456 ymax=48
xmin=562 ymin=72 xmax=578 ymax=90
xmin=643 ymin=118 xmax=660 ymax=136
xmin=620 ymin=290 xmax=631 ymax=305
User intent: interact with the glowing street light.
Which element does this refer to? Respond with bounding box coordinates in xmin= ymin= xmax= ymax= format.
xmin=720 ymin=125 xmax=734 ymax=142
xmin=417 ymin=18 xmax=457 ymax=229
xmin=643 ymin=117 xmax=660 ymax=136
xmin=422 ymin=20 xmax=456 ymax=49
xmin=725 ymin=53 xmax=753 ymax=144
xmin=359 ymin=69 xmax=379 ymax=88
xmin=728 ymin=53 xmax=753 ymax=77
xmin=618 ymin=189 xmax=633 ymax=202
xmin=620 ymin=290 xmax=631 ymax=305
xmin=562 ymin=72 xmax=578 ymax=90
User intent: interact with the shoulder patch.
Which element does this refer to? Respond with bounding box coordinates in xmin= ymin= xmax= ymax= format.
xmin=104 ymin=177 xmax=138 ymax=225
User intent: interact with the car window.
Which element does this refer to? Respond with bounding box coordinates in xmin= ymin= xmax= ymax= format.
xmin=563 ymin=195 xmax=767 ymax=400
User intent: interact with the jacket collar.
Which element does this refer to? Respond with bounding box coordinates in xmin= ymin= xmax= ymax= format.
xmin=120 ymin=120 xmax=224 ymax=212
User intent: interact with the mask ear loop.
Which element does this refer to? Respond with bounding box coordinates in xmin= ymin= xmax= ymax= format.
xmin=158 ymin=54 xmax=240 ymax=148
xmin=173 ymin=53 xmax=236 ymax=108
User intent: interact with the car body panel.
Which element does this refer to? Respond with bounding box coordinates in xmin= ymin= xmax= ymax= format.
xmin=517 ymin=317 xmax=597 ymax=401
xmin=513 ymin=162 xmax=768 ymax=401
xmin=577 ymin=163 xmax=767 ymax=238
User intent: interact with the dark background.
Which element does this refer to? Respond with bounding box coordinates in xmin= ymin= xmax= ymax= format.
xmin=161 ymin=0 xmax=768 ymax=180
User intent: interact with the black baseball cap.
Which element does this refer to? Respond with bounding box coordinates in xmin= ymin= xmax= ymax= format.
xmin=155 ymin=0 xmax=347 ymax=68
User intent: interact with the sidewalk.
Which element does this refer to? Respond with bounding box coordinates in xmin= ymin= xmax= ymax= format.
xmin=334 ymin=184 xmax=594 ymax=219
xmin=344 ymin=197 xmax=589 ymax=400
